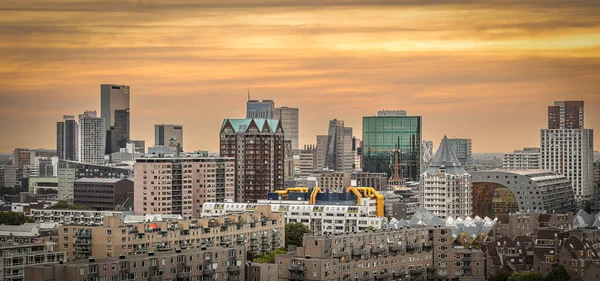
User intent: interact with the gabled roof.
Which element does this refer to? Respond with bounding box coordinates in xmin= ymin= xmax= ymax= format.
xmin=425 ymin=135 xmax=468 ymax=176
xmin=221 ymin=118 xmax=282 ymax=134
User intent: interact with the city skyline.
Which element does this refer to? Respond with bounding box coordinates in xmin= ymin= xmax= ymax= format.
xmin=1 ymin=1 xmax=599 ymax=153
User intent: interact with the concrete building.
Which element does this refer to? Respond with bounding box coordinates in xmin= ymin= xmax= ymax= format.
xmin=491 ymin=212 xmax=573 ymax=239
xmin=133 ymin=156 xmax=235 ymax=219
xmin=352 ymin=137 xmax=362 ymax=170
xmin=57 ymin=160 xmax=131 ymax=202
xmin=592 ymin=161 xmax=600 ymax=214
xmin=12 ymin=149 xmax=56 ymax=170
xmin=0 ymin=242 xmax=65 ymax=281
xmin=420 ymin=136 xmax=472 ymax=219
xmin=376 ymin=109 xmax=406 ymax=116
xmin=316 ymin=119 xmax=354 ymax=173
xmin=352 ymin=172 xmax=388 ymax=191
xmin=29 ymin=209 xmax=126 ymax=226
xmin=274 ymin=106 xmax=299 ymax=149
xmin=28 ymin=177 xmax=58 ymax=194
xmin=74 ymin=178 xmax=133 ymax=211
xmin=447 ymin=137 xmax=473 ymax=171
xmin=503 ymin=147 xmax=541 ymax=170
xmin=471 ymin=170 xmax=576 ymax=218
xmin=293 ymin=145 xmax=316 ymax=178
xmin=0 ymin=165 xmax=18 ymax=188
xmin=421 ymin=140 xmax=433 ymax=173
xmin=77 ymin=110 xmax=105 ymax=165
xmin=311 ymin=170 xmax=351 ymax=192
xmin=56 ymin=115 xmax=77 ymax=161
xmin=275 ymin=227 xmax=484 ymax=281
xmin=247 ymin=262 xmax=278 ymax=281
xmin=548 ymin=100 xmax=584 ymax=129
xmin=25 ymin=246 xmax=244 ymax=281
xmin=283 ymin=140 xmax=294 ymax=181
xmin=154 ymin=124 xmax=184 ymax=152
xmin=246 ymin=99 xmax=274 ymax=119
xmin=131 ymin=140 xmax=145 ymax=154
xmin=58 ymin=205 xmax=283 ymax=261
xmin=363 ymin=110 xmax=422 ymax=181
xmin=541 ymin=100 xmax=594 ymax=200
xmin=202 ymin=202 xmax=385 ymax=235
xmin=220 ymin=118 xmax=285 ymax=203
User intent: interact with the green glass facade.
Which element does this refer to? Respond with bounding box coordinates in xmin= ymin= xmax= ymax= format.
xmin=362 ymin=116 xmax=422 ymax=180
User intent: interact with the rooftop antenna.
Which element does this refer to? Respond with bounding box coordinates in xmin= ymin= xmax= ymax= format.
xmin=248 ymin=88 xmax=250 ymax=101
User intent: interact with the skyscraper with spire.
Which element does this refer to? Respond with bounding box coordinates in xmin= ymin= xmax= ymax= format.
xmin=419 ymin=136 xmax=472 ymax=219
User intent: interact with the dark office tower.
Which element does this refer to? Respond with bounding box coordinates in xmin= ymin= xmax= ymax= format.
xmin=101 ymin=84 xmax=130 ymax=154
xmin=247 ymin=99 xmax=274 ymax=119
xmin=111 ymin=109 xmax=130 ymax=153
xmin=57 ymin=115 xmax=76 ymax=160
xmin=548 ymin=101 xmax=584 ymax=129
xmin=316 ymin=119 xmax=353 ymax=173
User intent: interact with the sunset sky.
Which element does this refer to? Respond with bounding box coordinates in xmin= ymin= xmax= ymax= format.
xmin=1 ymin=0 xmax=599 ymax=153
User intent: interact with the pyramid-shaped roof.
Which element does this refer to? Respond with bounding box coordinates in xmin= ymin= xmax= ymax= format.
xmin=425 ymin=135 xmax=468 ymax=175
xmin=220 ymin=118 xmax=282 ymax=134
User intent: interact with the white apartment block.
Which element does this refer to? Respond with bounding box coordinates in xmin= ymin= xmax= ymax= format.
xmin=201 ymin=202 xmax=387 ymax=235
xmin=503 ymin=148 xmax=541 ymax=170
xmin=420 ymin=136 xmax=472 ymax=219
xmin=77 ymin=110 xmax=105 ymax=165
xmin=541 ymin=129 xmax=594 ymax=200
xmin=134 ymin=157 xmax=235 ymax=219
xmin=29 ymin=209 xmax=125 ymax=226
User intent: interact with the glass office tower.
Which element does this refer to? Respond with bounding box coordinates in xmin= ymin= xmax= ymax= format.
xmin=362 ymin=113 xmax=422 ymax=181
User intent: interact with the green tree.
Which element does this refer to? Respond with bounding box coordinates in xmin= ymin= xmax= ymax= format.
xmin=0 ymin=212 xmax=34 ymax=225
xmin=508 ymin=272 xmax=543 ymax=281
xmin=545 ymin=266 xmax=570 ymax=281
xmin=489 ymin=271 xmax=510 ymax=281
xmin=252 ymin=248 xmax=288 ymax=263
xmin=50 ymin=200 xmax=90 ymax=210
xmin=365 ymin=226 xmax=375 ymax=231
xmin=285 ymin=222 xmax=310 ymax=248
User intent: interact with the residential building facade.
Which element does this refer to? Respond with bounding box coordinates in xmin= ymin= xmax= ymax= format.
xmin=77 ymin=110 xmax=105 ymax=165
xmin=503 ymin=148 xmax=541 ymax=170
xmin=0 ymin=242 xmax=65 ymax=281
xmin=420 ymin=136 xmax=472 ymax=219
xmin=133 ymin=157 xmax=235 ymax=218
xmin=220 ymin=118 xmax=285 ymax=203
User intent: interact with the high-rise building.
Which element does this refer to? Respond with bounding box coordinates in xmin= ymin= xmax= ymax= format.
xmin=503 ymin=148 xmax=541 ymax=170
xmin=108 ymin=108 xmax=130 ymax=154
xmin=154 ymin=124 xmax=184 ymax=152
xmin=100 ymin=84 xmax=130 ymax=130
xmin=541 ymin=101 xmax=594 ymax=200
xmin=316 ymin=119 xmax=353 ymax=173
xmin=283 ymin=140 xmax=294 ymax=181
xmin=548 ymin=100 xmax=584 ymax=129
xmin=273 ymin=106 xmax=299 ymax=149
xmin=294 ymin=145 xmax=316 ymax=178
xmin=421 ymin=140 xmax=434 ymax=172
xmin=0 ymin=165 xmax=18 ymax=187
xmin=362 ymin=110 xmax=422 ymax=180
xmin=101 ymin=84 xmax=130 ymax=154
xmin=77 ymin=110 xmax=105 ymax=165
xmin=220 ymin=118 xmax=285 ymax=202
xmin=134 ymin=157 xmax=235 ymax=218
xmin=446 ymin=138 xmax=473 ymax=171
xmin=56 ymin=115 xmax=77 ymax=160
xmin=246 ymin=99 xmax=274 ymax=119
xmin=420 ymin=136 xmax=472 ymax=219
xmin=352 ymin=137 xmax=362 ymax=170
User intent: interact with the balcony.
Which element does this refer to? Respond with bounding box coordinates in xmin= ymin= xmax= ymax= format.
xmin=202 ymin=268 xmax=216 ymax=275
xmin=392 ymin=270 xmax=407 ymax=277
xmin=463 ymin=256 xmax=471 ymax=262
xmin=410 ymin=268 xmax=424 ymax=274
xmin=227 ymin=265 xmax=240 ymax=272
xmin=288 ymin=263 xmax=306 ymax=271
xmin=359 ymin=276 xmax=372 ymax=281
xmin=371 ymin=247 xmax=385 ymax=254
xmin=374 ymin=273 xmax=390 ymax=280
xmin=351 ymin=248 xmax=367 ymax=256
xmin=290 ymin=273 xmax=305 ymax=280
xmin=333 ymin=252 xmax=348 ymax=259
xmin=388 ymin=244 xmax=402 ymax=252
xmin=228 ymin=275 xmax=240 ymax=281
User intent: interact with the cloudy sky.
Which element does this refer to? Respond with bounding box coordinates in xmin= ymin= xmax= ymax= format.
xmin=1 ymin=0 xmax=599 ymax=153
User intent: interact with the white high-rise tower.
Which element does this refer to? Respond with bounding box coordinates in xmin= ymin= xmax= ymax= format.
xmin=77 ymin=110 xmax=105 ymax=165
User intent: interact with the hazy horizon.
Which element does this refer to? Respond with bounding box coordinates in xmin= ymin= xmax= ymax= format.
xmin=1 ymin=1 xmax=599 ymax=153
